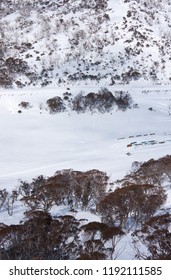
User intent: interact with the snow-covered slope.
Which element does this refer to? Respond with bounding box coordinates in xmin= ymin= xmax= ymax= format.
xmin=1 ymin=0 xmax=171 ymax=87
xmin=0 ymin=0 xmax=171 ymax=260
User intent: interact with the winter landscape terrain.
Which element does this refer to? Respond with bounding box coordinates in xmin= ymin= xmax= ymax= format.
xmin=0 ymin=0 xmax=171 ymax=260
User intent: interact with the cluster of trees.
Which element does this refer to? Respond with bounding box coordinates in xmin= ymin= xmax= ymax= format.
xmin=0 ymin=155 xmax=170 ymax=259
xmin=0 ymin=167 xmax=123 ymax=260
xmin=0 ymin=56 xmax=32 ymax=88
xmin=46 ymin=88 xmax=132 ymax=114
xmin=0 ymin=212 xmax=81 ymax=260
xmin=72 ymin=89 xmax=115 ymax=113
xmin=19 ymin=169 xmax=108 ymax=212
xmin=133 ymin=213 xmax=171 ymax=260
xmin=80 ymin=221 xmax=124 ymax=260
xmin=120 ymin=155 xmax=171 ymax=187
xmin=98 ymin=184 xmax=166 ymax=230
xmin=0 ymin=211 xmax=125 ymax=260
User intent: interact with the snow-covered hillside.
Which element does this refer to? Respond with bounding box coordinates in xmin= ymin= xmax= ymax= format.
xmin=0 ymin=0 xmax=171 ymax=260
xmin=1 ymin=0 xmax=171 ymax=87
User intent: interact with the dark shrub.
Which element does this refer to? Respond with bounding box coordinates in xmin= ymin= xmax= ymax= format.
xmin=47 ymin=96 xmax=66 ymax=113
xmin=19 ymin=101 xmax=31 ymax=109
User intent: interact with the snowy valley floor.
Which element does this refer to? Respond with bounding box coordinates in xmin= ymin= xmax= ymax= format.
xmin=1 ymin=85 xmax=171 ymax=188
xmin=0 ymin=85 xmax=171 ymax=259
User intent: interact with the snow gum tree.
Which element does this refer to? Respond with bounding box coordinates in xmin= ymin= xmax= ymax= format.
xmin=98 ymin=184 xmax=167 ymax=230
xmin=132 ymin=214 xmax=171 ymax=260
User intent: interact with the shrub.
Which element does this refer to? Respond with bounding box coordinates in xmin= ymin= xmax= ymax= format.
xmin=115 ymin=91 xmax=132 ymax=110
xmin=46 ymin=96 xmax=66 ymax=113
xmin=18 ymin=101 xmax=31 ymax=109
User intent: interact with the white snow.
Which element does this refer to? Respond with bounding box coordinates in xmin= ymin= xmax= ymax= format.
xmin=1 ymin=0 xmax=171 ymax=260
xmin=0 ymin=86 xmax=171 ymax=190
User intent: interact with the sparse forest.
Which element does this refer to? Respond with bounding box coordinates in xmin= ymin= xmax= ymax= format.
xmin=1 ymin=0 xmax=171 ymax=261
xmin=1 ymin=0 xmax=171 ymax=87
xmin=0 ymin=156 xmax=170 ymax=260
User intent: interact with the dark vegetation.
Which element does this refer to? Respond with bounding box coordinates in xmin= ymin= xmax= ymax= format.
xmin=99 ymin=184 xmax=166 ymax=230
xmin=0 ymin=57 xmax=35 ymax=88
xmin=0 ymin=155 xmax=170 ymax=260
xmin=132 ymin=213 xmax=171 ymax=260
xmin=18 ymin=101 xmax=31 ymax=109
xmin=46 ymin=96 xmax=66 ymax=113
xmin=46 ymin=88 xmax=132 ymax=114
